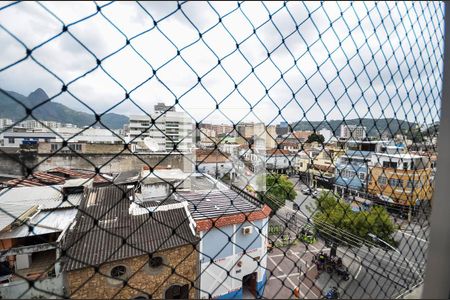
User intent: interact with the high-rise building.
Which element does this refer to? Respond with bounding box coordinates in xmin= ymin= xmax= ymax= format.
xmin=128 ymin=104 xmax=193 ymax=152
xmin=236 ymin=122 xmax=276 ymax=149
xmin=340 ymin=124 xmax=367 ymax=140
xmin=0 ymin=118 xmax=13 ymax=129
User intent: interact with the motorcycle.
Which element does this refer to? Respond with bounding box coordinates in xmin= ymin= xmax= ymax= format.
xmin=313 ymin=254 xmax=350 ymax=281
xmin=335 ymin=266 xmax=350 ymax=281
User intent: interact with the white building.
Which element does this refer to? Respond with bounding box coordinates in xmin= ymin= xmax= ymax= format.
xmin=195 ymin=150 xmax=243 ymax=180
xmin=340 ymin=124 xmax=367 ymax=140
xmin=0 ymin=118 xmax=13 ymax=129
xmin=16 ymin=119 xmax=76 ymax=130
xmin=319 ymin=128 xmax=335 ymax=143
xmin=370 ymin=153 xmax=430 ymax=170
xmin=0 ymin=131 xmax=58 ymax=148
xmin=265 ymin=149 xmax=295 ymax=173
xmin=139 ymin=171 xmax=270 ymax=299
xmin=128 ymin=105 xmax=194 ymax=152
xmin=52 ymin=127 xmax=122 ymax=144
xmin=199 ymin=127 xmax=216 ymax=142
xmin=219 ymin=142 xmax=241 ymax=156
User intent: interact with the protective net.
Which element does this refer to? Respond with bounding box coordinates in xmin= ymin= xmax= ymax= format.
xmin=0 ymin=1 xmax=444 ymax=299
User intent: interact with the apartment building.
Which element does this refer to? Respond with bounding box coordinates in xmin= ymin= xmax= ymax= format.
xmin=199 ymin=123 xmax=234 ymax=137
xmin=334 ymin=150 xmax=373 ymax=195
xmin=0 ymin=118 xmax=13 ymax=129
xmin=340 ymin=124 xmax=367 ymax=140
xmin=16 ymin=119 xmax=76 ymax=129
xmin=368 ymin=153 xmax=434 ymax=206
xmin=236 ymin=123 xmax=277 ymax=149
xmin=128 ymin=105 xmax=194 ymax=152
xmin=319 ymin=128 xmax=334 ymax=143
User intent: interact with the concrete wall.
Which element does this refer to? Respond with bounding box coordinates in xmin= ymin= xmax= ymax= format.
xmin=0 ymin=152 xmax=193 ymax=176
xmin=0 ymin=275 xmax=64 ymax=299
xmin=66 ymin=244 xmax=198 ymax=299
xmin=199 ymin=219 xmax=269 ymax=299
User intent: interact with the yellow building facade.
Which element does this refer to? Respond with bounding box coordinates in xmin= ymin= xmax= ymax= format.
xmin=368 ymin=165 xmax=434 ymax=206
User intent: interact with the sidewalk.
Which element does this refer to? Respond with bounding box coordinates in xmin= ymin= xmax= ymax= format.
xmin=301 ymin=265 xmax=323 ymax=298
xmin=402 ymin=285 xmax=423 ymax=299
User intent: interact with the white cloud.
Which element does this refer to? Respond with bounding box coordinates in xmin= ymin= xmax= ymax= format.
xmin=0 ymin=1 xmax=444 ymax=126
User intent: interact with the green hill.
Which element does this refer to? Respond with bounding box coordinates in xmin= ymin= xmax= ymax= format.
xmin=291 ymin=118 xmax=417 ymax=138
xmin=0 ymin=88 xmax=128 ymax=129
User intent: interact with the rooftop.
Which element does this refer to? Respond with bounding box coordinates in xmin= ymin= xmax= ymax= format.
xmin=62 ymin=185 xmax=198 ymax=271
xmin=0 ymin=207 xmax=78 ymax=239
xmin=177 ymin=189 xmax=262 ymax=220
xmin=0 ymin=185 xmax=82 ymax=232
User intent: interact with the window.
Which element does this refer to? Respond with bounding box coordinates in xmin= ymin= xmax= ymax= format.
xmin=341 ymin=169 xmax=355 ymax=179
xmin=383 ymin=161 xmax=398 ymax=169
xmin=149 ymin=256 xmax=163 ymax=268
xmin=8 ymin=138 xmax=14 ymax=144
xmin=51 ymin=144 xmax=58 ymax=152
xmin=69 ymin=143 xmax=82 ymax=151
xmin=110 ymin=265 xmax=127 ymax=279
xmin=358 ymin=173 xmax=365 ymax=180
xmin=389 ymin=178 xmax=404 ymax=188
xmin=403 ymin=162 xmax=409 ymax=170
xmin=146 ymin=255 xmax=166 ymax=275
xmin=378 ymin=176 xmax=387 ymax=186
xmin=165 ymin=284 xmax=189 ymax=299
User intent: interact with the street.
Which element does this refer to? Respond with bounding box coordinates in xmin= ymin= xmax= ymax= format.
xmin=233 ymin=173 xmax=429 ymax=298
xmin=264 ymin=175 xmax=429 ymax=299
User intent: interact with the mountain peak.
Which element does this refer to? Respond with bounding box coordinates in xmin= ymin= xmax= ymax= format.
xmin=28 ymin=88 xmax=49 ymax=104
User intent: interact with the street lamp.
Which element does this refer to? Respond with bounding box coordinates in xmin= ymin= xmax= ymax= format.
xmin=368 ymin=233 xmax=422 ymax=280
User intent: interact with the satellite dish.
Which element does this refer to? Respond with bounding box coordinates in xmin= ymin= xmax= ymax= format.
xmin=144 ymin=137 xmax=160 ymax=152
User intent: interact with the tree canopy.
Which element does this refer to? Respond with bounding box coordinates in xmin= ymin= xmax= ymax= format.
xmin=256 ymin=174 xmax=297 ymax=210
xmin=312 ymin=191 xmax=396 ymax=255
xmin=306 ymin=132 xmax=325 ymax=143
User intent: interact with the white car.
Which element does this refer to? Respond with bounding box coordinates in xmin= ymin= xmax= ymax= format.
xmin=302 ymin=188 xmax=318 ymax=197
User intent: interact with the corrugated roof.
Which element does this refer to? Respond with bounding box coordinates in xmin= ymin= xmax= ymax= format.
xmin=178 ymin=189 xmax=262 ymax=220
xmin=0 ymin=186 xmax=82 ymax=231
xmin=0 ymin=208 xmax=78 ymax=239
xmin=61 ymin=185 xmax=198 ymax=271
xmin=4 ymin=168 xmax=113 ymax=188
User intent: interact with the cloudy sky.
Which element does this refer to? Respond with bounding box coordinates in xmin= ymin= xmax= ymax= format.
xmin=0 ymin=1 xmax=445 ymax=126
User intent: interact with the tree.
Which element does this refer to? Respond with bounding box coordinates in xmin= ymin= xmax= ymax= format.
xmin=306 ymin=132 xmax=325 ymax=144
xmin=406 ymin=126 xmax=424 ymax=143
xmin=256 ymin=174 xmax=297 ymax=210
xmin=313 ymin=192 xmax=396 ymax=257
